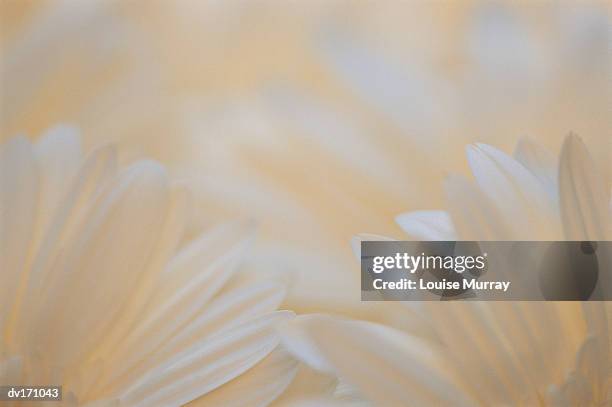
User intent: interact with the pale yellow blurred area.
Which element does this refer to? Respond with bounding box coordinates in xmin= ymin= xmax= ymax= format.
xmin=1 ymin=0 xmax=610 ymax=320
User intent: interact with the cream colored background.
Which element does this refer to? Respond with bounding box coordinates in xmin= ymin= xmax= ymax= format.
xmin=2 ymin=0 xmax=610 ymax=318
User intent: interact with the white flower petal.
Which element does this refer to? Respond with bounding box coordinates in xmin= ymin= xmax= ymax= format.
xmin=1 ymin=132 xmax=293 ymax=405
xmin=0 ymin=137 xmax=39 ymax=336
xmin=99 ymin=221 xmax=255 ymax=388
xmin=81 ymin=183 xmax=193 ymax=377
xmin=188 ymin=347 xmax=298 ymax=407
xmin=444 ymin=174 xmax=513 ymax=240
xmin=513 ymin=137 xmax=558 ymax=201
xmin=409 ymin=302 xmax=585 ymax=404
xmin=154 ymin=280 xmax=287 ymax=367
xmin=157 ymin=220 xmax=256 ymax=303
xmin=14 ymin=144 xmax=117 ymax=345
xmin=280 ymin=315 xmax=335 ymax=374
xmin=550 ymin=333 xmax=610 ymax=407
xmin=293 ymin=315 xmax=474 ymax=407
xmin=270 ymin=363 xmax=338 ymax=406
xmin=266 ymin=89 xmax=402 ymax=189
xmin=81 ymin=399 xmax=120 ymax=407
xmin=318 ymin=32 xmax=453 ymax=146
xmin=33 ymin=125 xmax=82 ymax=235
xmin=581 ymin=302 xmax=610 ymax=361
xmin=26 ymin=160 xmax=170 ymax=371
xmin=558 ymin=134 xmax=610 ymax=240
xmin=350 ymin=233 xmax=395 ymax=261
xmin=120 ymin=311 xmax=293 ymax=406
xmin=466 ymin=142 xmax=558 ymax=238
xmin=395 ymin=210 xmax=456 ymax=241
xmin=284 ymin=400 xmax=367 ymax=407
xmin=573 ymin=336 xmax=607 ymax=401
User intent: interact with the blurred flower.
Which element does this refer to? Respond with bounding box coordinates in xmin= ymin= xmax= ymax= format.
xmin=279 ymin=135 xmax=611 ymax=405
xmin=314 ymin=1 xmax=610 ymax=159
xmin=349 ymin=134 xmax=610 ymax=303
xmin=385 ymin=134 xmax=610 ymax=242
xmin=2 ymin=1 xmax=609 ymax=322
xmin=0 ymin=127 xmax=298 ymax=406
xmin=283 ymin=302 xmax=611 ymax=406
xmin=180 ymin=95 xmax=424 ymax=319
xmin=178 ymin=0 xmax=610 ymax=318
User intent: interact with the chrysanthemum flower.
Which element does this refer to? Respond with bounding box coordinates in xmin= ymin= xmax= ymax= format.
xmin=392 ymin=134 xmax=609 ymax=241
xmin=0 ymin=127 xmax=298 ymax=406
xmin=282 ymin=134 xmax=611 ymax=406
xmin=284 ymin=303 xmax=611 ymax=406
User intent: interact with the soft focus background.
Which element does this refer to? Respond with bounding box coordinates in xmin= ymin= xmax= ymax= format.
xmin=1 ymin=0 xmax=610 ymax=318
